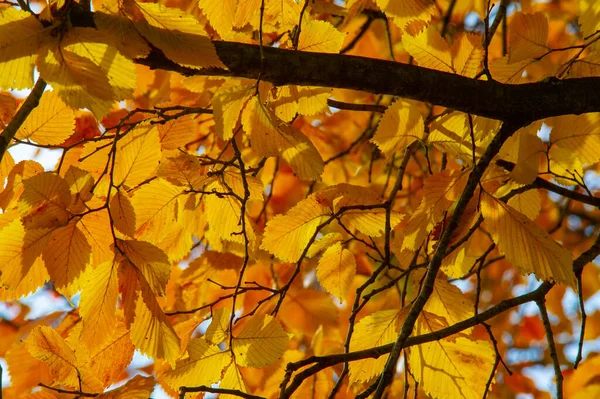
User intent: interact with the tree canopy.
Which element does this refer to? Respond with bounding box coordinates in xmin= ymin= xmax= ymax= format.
xmin=1 ymin=0 xmax=600 ymax=398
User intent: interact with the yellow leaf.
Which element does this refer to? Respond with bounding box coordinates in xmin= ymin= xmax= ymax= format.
xmin=333 ymin=185 xmax=403 ymax=237
xmin=409 ymin=334 xmax=495 ymax=399
xmin=232 ymin=314 xmax=290 ymax=367
xmin=423 ymin=276 xmax=473 ymax=333
xmin=157 ymin=114 xmax=195 ymax=150
xmin=203 ymin=179 xmax=257 ymax=247
xmin=213 ymin=86 xmax=253 ymax=139
xmin=85 ymin=314 xmax=135 ymax=388
xmin=488 ymin=55 xmax=531 ymax=83
xmin=371 ymin=100 xmax=425 ymax=158
xmin=264 ymin=0 xmax=301 ymax=29
xmin=0 ymin=220 xmax=51 ymax=296
xmin=63 ymin=166 xmax=94 ymax=207
xmin=158 ymin=153 xmax=208 ymax=190
xmin=131 ymin=278 xmax=180 ymax=366
xmin=549 ymin=113 xmax=600 ymax=165
xmin=548 ymin=145 xmax=584 ymax=186
xmin=205 ymin=307 xmax=231 ymax=345
xmin=130 ymin=178 xmax=184 ymax=242
xmin=19 ymin=172 xmax=71 ymax=229
xmin=79 ymin=260 xmax=119 ymax=349
xmin=131 ymin=2 xmax=224 ymax=69
xmin=113 ymin=123 xmax=161 ymax=187
xmin=481 ymin=192 xmax=574 ymax=285
xmin=401 ymin=169 xmax=468 ymax=250
xmin=110 ymin=188 xmax=136 ymax=237
xmin=298 ymin=18 xmax=345 ymax=53
xmin=261 ymin=195 xmax=330 ymax=262
xmin=375 ymin=0 xmax=435 ymax=30
xmin=17 ymin=91 xmax=75 ymax=145
xmin=570 ymin=50 xmax=600 ymax=78
xmin=270 ymin=85 xmax=331 ymax=122
xmin=242 ymin=96 xmax=324 ymax=180
xmin=199 ymin=0 xmax=236 ymax=39
xmin=316 ymin=241 xmax=356 ymax=302
xmin=94 ymin=6 xmax=150 ymax=59
xmin=508 ymin=12 xmax=548 ymax=63
xmin=96 ymin=375 xmax=155 ymax=399
xmin=507 ymin=189 xmax=541 ymax=220
xmin=164 ymin=337 xmax=231 ymax=389
xmin=37 ymin=28 xmax=136 ymax=117
xmin=79 ymin=209 xmax=115 ymax=265
xmin=23 ymin=326 xmax=79 ymax=386
xmin=118 ymin=239 xmax=171 ymax=296
xmin=402 ymin=26 xmax=454 ymax=73
xmin=452 ymin=33 xmax=484 ymax=78
xmin=0 ymin=8 xmax=46 ymax=90
xmin=0 ymin=160 xmax=44 ymax=211
xmin=220 ymin=362 xmax=249 ymax=399
xmin=43 ymin=219 xmax=92 ymax=296
xmin=307 ymin=232 xmax=343 ymax=258
xmin=499 ymin=122 xmax=544 ymax=184
xmin=349 ymin=309 xmax=406 ymax=383
xmin=222 ymin=169 xmax=265 ymax=201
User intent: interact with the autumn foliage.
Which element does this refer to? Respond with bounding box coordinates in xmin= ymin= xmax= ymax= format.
xmin=2 ymin=0 xmax=600 ymax=398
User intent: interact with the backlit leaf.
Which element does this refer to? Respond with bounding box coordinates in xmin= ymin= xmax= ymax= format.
xmin=371 ymin=100 xmax=425 ymax=159
xmin=298 ymin=18 xmax=345 ymax=53
xmin=17 ymin=91 xmax=75 ymax=145
xmin=316 ymin=241 xmax=356 ymax=302
xmin=0 ymin=8 xmax=45 ymax=90
xmin=118 ymin=239 xmax=171 ymax=296
xmin=110 ymin=188 xmax=136 ymax=237
xmin=349 ymin=309 xmax=406 ymax=383
xmin=164 ymin=337 xmax=230 ymax=388
xmin=130 ymin=278 xmax=181 ymax=366
xmin=549 ymin=113 xmax=600 ymax=165
xmin=96 ymin=375 xmax=155 ymax=399
xmin=205 ymin=307 xmax=231 ymax=345
xmin=24 ymin=326 xmax=78 ymax=386
xmin=481 ymin=192 xmax=574 ymax=285
xmin=233 ymin=314 xmax=291 ymax=367
xmin=113 ymin=123 xmax=161 ymax=187
xmin=508 ymin=12 xmax=548 ymax=63
xmin=409 ymin=333 xmax=495 ymax=399
xmin=131 ymin=2 xmax=224 ymax=69
xmin=43 ymin=219 xmax=92 ymax=296
xmin=79 ymin=260 xmax=119 ymax=348
xmin=402 ymin=26 xmax=454 ymax=73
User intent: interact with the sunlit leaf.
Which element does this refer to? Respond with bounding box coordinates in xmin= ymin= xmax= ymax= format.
xmin=232 ymin=314 xmax=291 ymax=367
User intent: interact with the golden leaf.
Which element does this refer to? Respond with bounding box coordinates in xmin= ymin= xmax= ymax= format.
xmin=298 ymin=18 xmax=346 ymax=53
xmin=481 ymin=192 xmax=574 ymax=285
xmin=316 ymin=242 xmax=356 ymax=302
xmin=130 ymin=277 xmax=181 ymax=366
xmin=43 ymin=219 xmax=92 ymax=296
xmin=17 ymin=91 xmax=75 ymax=145
xmin=0 ymin=8 xmax=46 ymax=90
xmin=131 ymin=2 xmax=224 ymax=69
xmin=232 ymin=314 xmax=291 ymax=367
xmin=508 ymin=12 xmax=548 ymax=63
xmin=79 ymin=260 xmax=119 ymax=348
xmin=110 ymin=188 xmax=136 ymax=237
xmin=118 ymin=239 xmax=171 ymax=296
xmin=349 ymin=309 xmax=406 ymax=383
xmin=371 ymin=100 xmax=425 ymax=159
xmin=164 ymin=337 xmax=231 ymax=388
xmin=402 ymin=26 xmax=454 ymax=73
xmin=113 ymin=123 xmax=161 ymax=187
xmin=241 ymin=96 xmax=324 ymax=180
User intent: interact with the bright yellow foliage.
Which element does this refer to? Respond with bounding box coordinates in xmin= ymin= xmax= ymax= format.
xmin=2 ymin=1 xmax=600 ymax=398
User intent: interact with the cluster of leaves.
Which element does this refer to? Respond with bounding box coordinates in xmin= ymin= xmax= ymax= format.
xmin=1 ymin=0 xmax=600 ymax=398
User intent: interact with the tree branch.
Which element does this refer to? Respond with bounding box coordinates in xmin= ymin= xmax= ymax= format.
xmin=0 ymin=77 xmax=46 ymax=161
xmin=68 ymin=10 xmax=600 ymax=122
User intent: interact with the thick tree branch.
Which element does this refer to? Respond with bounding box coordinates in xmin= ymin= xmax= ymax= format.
xmin=67 ymin=10 xmax=600 ymax=122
